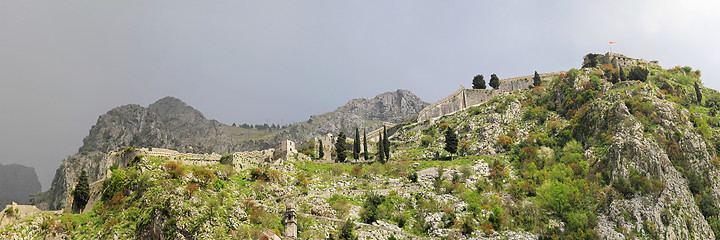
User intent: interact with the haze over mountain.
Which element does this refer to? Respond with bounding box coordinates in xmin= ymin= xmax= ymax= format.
xmin=2 ymin=1 xmax=719 ymax=191
xmin=0 ymin=163 xmax=41 ymax=205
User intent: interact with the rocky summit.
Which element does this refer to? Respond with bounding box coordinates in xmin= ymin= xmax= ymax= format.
xmin=5 ymin=53 xmax=720 ymax=240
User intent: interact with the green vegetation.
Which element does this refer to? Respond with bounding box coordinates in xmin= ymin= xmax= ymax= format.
xmin=533 ymin=71 xmax=541 ymax=87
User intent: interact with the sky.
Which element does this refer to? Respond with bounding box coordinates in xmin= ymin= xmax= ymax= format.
xmin=1 ymin=0 xmax=719 ymax=190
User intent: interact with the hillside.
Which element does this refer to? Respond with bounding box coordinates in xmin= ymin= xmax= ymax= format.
xmin=5 ymin=53 xmax=720 ymax=239
xmin=30 ymin=90 xmax=427 ymax=211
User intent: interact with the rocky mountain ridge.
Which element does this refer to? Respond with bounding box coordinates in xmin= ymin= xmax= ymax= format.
xmin=31 ymin=90 xmax=428 ymax=210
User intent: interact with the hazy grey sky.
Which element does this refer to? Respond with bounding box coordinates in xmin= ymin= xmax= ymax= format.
xmin=2 ymin=0 xmax=719 ymax=190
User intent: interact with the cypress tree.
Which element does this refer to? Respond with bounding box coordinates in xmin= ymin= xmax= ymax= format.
xmin=489 ymin=74 xmax=500 ymax=89
xmin=444 ymin=127 xmax=458 ymax=161
xmin=533 ymin=71 xmax=542 ymax=87
xmin=318 ymin=141 xmax=324 ymax=159
xmin=363 ymin=130 xmax=368 ymax=160
xmin=354 ymin=128 xmax=361 ymax=160
xmin=472 ymin=74 xmax=486 ymax=89
xmin=377 ymin=132 xmax=385 ymax=163
xmin=72 ymin=170 xmax=90 ymax=213
xmin=383 ymin=126 xmax=390 ymax=162
xmin=335 ymin=132 xmax=347 ymax=162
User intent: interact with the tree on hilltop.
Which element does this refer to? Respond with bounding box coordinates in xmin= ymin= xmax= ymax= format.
xmin=472 ymin=75 xmax=486 ymax=89
xmin=444 ymin=127 xmax=458 ymax=160
xmin=489 ymin=74 xmax=500 ymax=89
xmin=354 ymin=128 xmax=360 ymax=160
xmin=72 ymin=170 xmax=90 ymax=213
xmin=533 ymin=71 xmax=542 ymax=87
xmin=335 ymin=132 xmax=347 ymax=162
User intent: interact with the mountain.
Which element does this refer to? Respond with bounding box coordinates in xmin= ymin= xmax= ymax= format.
xmin=0 ymin=163 xmax=41 ymax=205
xmin=11 ymin=53 xmax=720 ymax=239
xmin=31 ymin=90 xmax=428 ymax=210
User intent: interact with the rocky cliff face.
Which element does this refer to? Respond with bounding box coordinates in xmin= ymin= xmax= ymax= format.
xmin=32 ymin=91 xmax=427 ymax=210
xmin=0 ymin=163 xmax=41 ymax=205
xmin=274 ymin=89 xmax=428 ymax=141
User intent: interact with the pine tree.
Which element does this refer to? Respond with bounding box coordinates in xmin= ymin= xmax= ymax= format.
xmin=533 ymin=71 xmax=542 ymax=87
xmin=489 ymin=74 xmax=500 ymax=89
xmin=318 ymin=141 xmax=324 ymax=159
xmin=72 ymin=170 xmax=90 ymax=213
xmin=472 ymin=75 xmax=486 ymax=89
xmin=335 ymin=132 xmax=347 ymax=162
xmin=363 ymin=130 xmax=368 ymax=160
xmin=695 ymin=82 xmax=703 ymax=105
xmin=353 ymin=128 xmax=361 ymax=160
xmin=444 ymin=127 xmax=458 ymax=161
xmin=619 ymin=67 xmax=627 ymax=82
xmin=383 ymin=126 xmax=390 ymax=162
xmin=377 ymin=132 xmax=385 ymax=163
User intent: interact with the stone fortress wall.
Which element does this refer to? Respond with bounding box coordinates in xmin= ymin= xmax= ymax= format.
xmin=417 ymin=72 xmax=563 ymax=122
xmin=584 ymin=52 xmax=660 ymax=70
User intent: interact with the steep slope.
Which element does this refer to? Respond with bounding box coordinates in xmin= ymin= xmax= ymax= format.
xmin=32 ymin=91 xmax=427 ymax=210
xmin=0 ymin=163 xmax=41 ymax=205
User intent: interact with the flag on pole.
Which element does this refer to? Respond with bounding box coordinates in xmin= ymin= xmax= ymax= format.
xmin=609 ymin=41 xmax=616 ymax=44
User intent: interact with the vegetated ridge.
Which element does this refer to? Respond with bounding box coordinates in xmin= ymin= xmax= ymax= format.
xmin=5 ymin=53 xmax=720 ymax=240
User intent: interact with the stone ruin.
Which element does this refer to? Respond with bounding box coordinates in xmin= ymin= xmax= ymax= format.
xmin=584 ymin=52 xmax=659 ymax=70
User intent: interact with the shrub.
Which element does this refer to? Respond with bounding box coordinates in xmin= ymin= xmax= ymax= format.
xmin=359 ymin=194 xmax=385 ymax=224
xmin=420 ymin=135 xmax=434 ymax=147
xmin=661 ymin=208 xmax=671 ymax=226
xmin=628 ymin=66 xmax=649 ymax=82
xmin=497 ymin=135 xmax=514 ymax=150
xmin=699 ymin=193 xmax=719 ymax=219
xmin=338 ymin=220 xmax=357 ymax=240
xmin=350 ymin=166 xmax=363 ymax=178
xmin=4 ymin=206 xmax=18 ymax=217
xmin=193 ymin=168 xmax=217 ymax=186
xmin=185 ymin=183 xmax=199 ymax=198
xmin=408 ymin=172 xmax=418 ymax=183
xmin=329 ymin=195 xmax=351 ymax=219
xmin=220 ymin=154 xmax=233 ymax=165
xmin=296 ymin=172 xmax=310 ymax=187
xmin=164 ymin=161 xmax=185 ymax=179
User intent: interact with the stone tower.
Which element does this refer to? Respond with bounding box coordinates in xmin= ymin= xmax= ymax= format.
xmin=284 ymin=205 xmax=297 ymax=240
